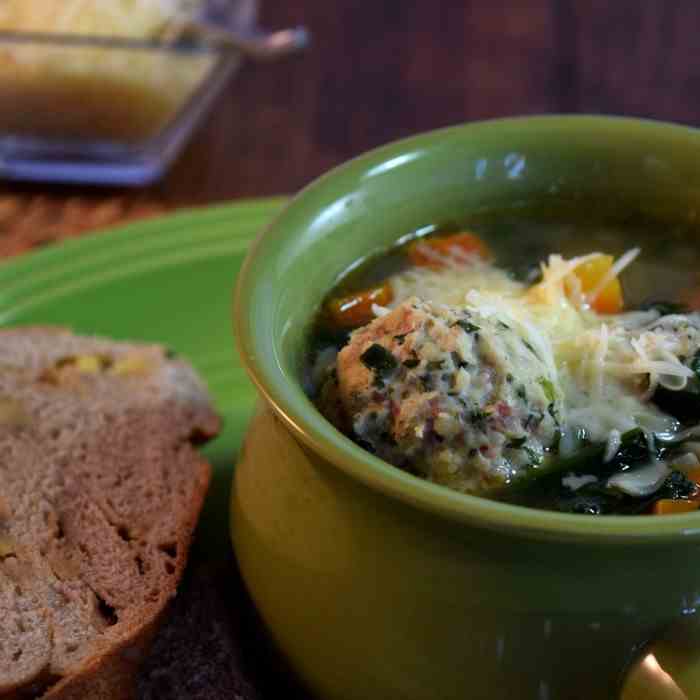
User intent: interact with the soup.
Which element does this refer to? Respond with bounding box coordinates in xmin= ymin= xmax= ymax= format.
xmin=0 ymin=0 xmax=214 ymax=143
xmin=307 ymin=213 xmax=700 ymax=516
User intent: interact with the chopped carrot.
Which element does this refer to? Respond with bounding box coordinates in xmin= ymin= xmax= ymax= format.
xmin=685 ymin=467 xmax=700 ymax=486
xmin=652 ymin=499 xmax=700 ymax=515
xmin=680 ymin=283 xmax=700 ymax=310
xmin=683 ymin=291 xmax=700 ymax=310
xmin=574 ymin=255 xmax=624 ymax=314
xmin=325 ymin=283 xmax=393 ymax=329
xmin=407 ymin=232 xmax=491 ymax=268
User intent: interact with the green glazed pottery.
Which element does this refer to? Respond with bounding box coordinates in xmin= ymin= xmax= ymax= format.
xmin=232 ymin=117 xmax=700 ymax=700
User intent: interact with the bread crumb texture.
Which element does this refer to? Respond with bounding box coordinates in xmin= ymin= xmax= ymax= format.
xmin=0 ymin=328 xmax=219 ymax=699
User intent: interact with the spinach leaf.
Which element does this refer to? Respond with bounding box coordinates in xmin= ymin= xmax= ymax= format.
xmin=558 ymin=470 xmax=697 ymax=516
xmin=652 ymin=386 xmax=700 ymax=424
xmin=510 ymin=428 xmax=651 ymax=490
xmin=611 ymin=428 xmax=649 ymax=468
xmin=658 ymin=470 xmax=696 ymax=500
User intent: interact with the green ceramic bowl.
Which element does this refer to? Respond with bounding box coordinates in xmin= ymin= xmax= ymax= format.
xmin=232 ymin=116 xmax=700 ymax=700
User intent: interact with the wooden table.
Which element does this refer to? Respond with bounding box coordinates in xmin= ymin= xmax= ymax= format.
xmin=2 ymin=3 xmax=699 ymax=697
xmin=1 ymin=0 xmax=699 ymax=256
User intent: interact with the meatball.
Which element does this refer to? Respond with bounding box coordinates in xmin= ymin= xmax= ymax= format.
xmin=336 ymin=298 xmax=563 ymax=493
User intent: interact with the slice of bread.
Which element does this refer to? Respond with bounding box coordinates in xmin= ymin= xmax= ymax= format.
xmin=0 ymin=328 xmax=220 ymax=700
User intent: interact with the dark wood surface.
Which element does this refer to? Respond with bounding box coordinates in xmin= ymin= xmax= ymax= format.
xmin=2 ymin=0 xmax=700 ymax=253
xmin=3 ymin=4 xmax=700 ymax=697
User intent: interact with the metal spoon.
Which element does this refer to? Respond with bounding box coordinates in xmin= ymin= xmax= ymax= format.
xmin=178 ymin=22 xmax=310 ymax=60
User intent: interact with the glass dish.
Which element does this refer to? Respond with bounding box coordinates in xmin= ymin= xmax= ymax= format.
xmin=0 ymin=0 xmax=256 ymax=185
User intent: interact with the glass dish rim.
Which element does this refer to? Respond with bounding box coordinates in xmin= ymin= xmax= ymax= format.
xmin=0 ymin=28 xmax=219 ymax=54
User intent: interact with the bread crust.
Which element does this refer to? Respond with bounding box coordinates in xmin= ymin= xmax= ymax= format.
xmin=0 ymin=328 xmax=219 ymax=700
xmin=43 ymin=454 xmax=211 ymax=700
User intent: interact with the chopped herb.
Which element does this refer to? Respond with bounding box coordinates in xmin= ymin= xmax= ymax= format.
xmin=516 ymin=385 xmax=528 ymax=402
xmin=523 ymin=446 xmax=543 ymax=465
xmin=403 ymin=350 xmax=420 ymax=368
xmin=470 ymin=409 xmax=487 ymax=426
xmin=456 ymin=320 xmax=480 ymax=334
xmin=524 ymin=410 xmax=544 ymax=430
xmin=468 ymin=448 xmax=478 ymax=458
xmin=506 ymin=436 xmax=528 ymax=449
xmin=522 ymin=339 xmax=539 ymax=358
xmin=451 ymin=351 xmax=468 ymax=369
xmin=360 ymin=344 xmax=398 ymax=376
xmin=547 ymin=402 xmax=560 ymax=425
xmin=538 ymin=377 xmax=556 ymax=403
xmin=506 ymin=373 xmax=514 ymax=383
xmin=497 ymin=321 xmax=511 ymax=330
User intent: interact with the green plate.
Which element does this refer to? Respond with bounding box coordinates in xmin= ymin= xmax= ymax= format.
xmin=0 ymin=196 xmax=286 ymax=557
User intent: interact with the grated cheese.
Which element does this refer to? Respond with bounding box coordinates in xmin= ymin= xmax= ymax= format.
xmin=586 ymin=247 xmax=640 ymax=305
xmin=526 ymin=252 xmax=603 ymax=307
xmin=603 ymin=429 xmax=621 ymax=463
xmin=381 ymin=245 xmax=692 ymax=447
xmin=390 ymin=258 xmax=523 ymax=308
xmin=371 ymin=303 xmax=391 ymax=317
xmin=562 ymin=473 xmax=598 ymax=491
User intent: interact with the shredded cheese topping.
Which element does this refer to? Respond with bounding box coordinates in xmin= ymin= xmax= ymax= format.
xmin=387 ymin=247 xmax=688 ymax=444
xmin=587 ymin=248 xmax=640 ymax=305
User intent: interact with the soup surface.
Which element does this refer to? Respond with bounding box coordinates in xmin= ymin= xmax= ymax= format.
xmin=307 ymin=211 xmax=700 ymax=515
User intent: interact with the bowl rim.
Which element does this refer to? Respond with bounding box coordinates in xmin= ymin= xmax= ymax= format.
xmin=235 ymin=114 xmax=700 ymax=544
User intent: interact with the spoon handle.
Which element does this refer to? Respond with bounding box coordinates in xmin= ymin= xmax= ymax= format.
xmin=188 ymin=22 xmax=310 ymax=60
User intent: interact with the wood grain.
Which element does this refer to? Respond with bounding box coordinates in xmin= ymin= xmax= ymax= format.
xmin=1 ymin=0 xmax=700 ymax=254
xmin=3 ymin=4 xmax=700 ymax=697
